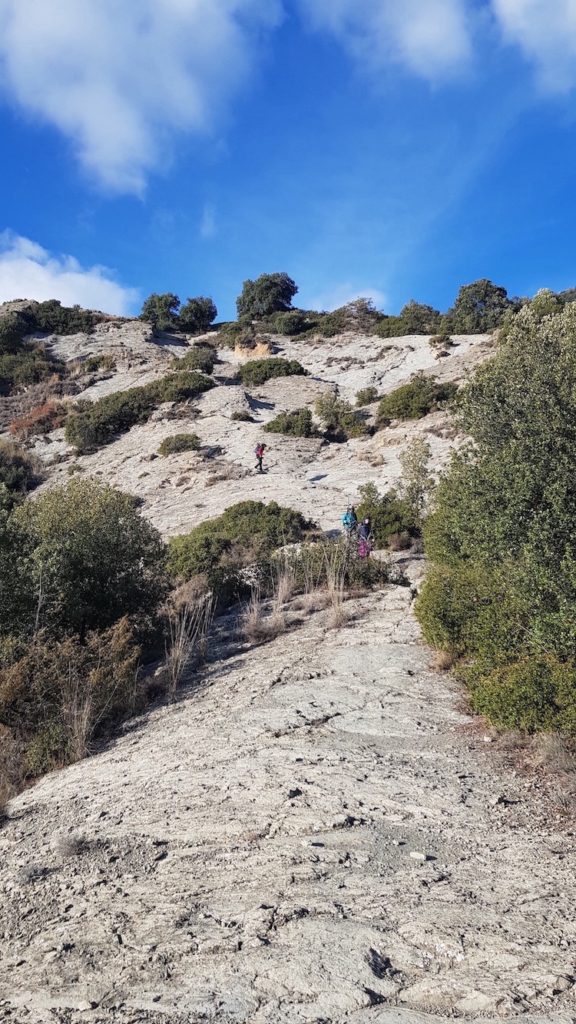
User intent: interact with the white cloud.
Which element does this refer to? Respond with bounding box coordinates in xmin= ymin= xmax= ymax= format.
xmin=0 ymin=232 xmax=138 ymax=314
xmin=0 ymin=0 xmax=282 ymax=193
xmin=304 ymin=282 xmax=387 ymax=312
xmin=492 ymin=0 xmax=576 ymax=91
xmin=298 ymin=0 xmax=473 ymax=79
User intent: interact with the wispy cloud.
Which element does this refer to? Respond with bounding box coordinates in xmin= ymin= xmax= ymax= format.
xmin=200 ymin=203 xmax=217 ymax=240
xmin=298 ymin=0 xmax=473 ymax=79
xmin=0 ymin=231 xmax=138 ymax=314
xmin=492 ymin=0 xmax=576 ymax=92
xmin=0 ymin=0 xmax=282 ymax=193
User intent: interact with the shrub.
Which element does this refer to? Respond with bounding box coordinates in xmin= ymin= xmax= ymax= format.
xmin=264 ymin=408 xmax=317 ymax=437
xmin=0 ymin=441 xmax=42 ymax=508
xmin=0 ymin=619 xmax=140 ymax=776
xmin=82 ymin=353 xmax=116 ymax=373
xmin=355 ymin=386 xmax=379 ymax=406
xmin=429 ymin=334 xmax=453 ymax=349
xmin=0 ymin=347 xmax=65 ymax=396
xmin=398 ymin=438 xmax=434 ymax=521
xmin=356 ymin=482 xmax=417 ymax=547
xmin=231 ymin=410 xmax=254 ymax=422
xmin=168 ymin=501 xmax=313 ymax=582
xmin=238 ymin=358 xmax=306 ymax=387
xmin=158 ymin=433 xmax=201 ymax=456
xmin=8 ymin=479 xmax=167 ymax=640
xmin=314 ymin=392 xmax=367 ymax=439
xmin=33 ymin=300 xmax=103 ymax=336
xmin=236 ymin=273 xmax=298 ymax=320
xmin=65 ymin=372 xmax=214 ymax=452
xmin=268 ymin=310 xmax=311 ymax=336
xmin=174 ymin=344 xmax=216 ymax=374
xmin=377 ymin=373 xmax=457 ymax=423
xmin=9 ymin=401 xmax=66 ymax=440
xmin=375 ymin=301 xmax=442 ymax=339
xmin=470 ymin=657 xmax=576 ymax=734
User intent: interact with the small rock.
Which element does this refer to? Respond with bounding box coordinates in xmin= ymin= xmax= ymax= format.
xmin=409 ymin=851 xmax=428 ymax=862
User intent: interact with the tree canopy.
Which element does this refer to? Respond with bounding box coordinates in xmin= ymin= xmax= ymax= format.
xmin=236 ymin=273 xmax=298 ymax=320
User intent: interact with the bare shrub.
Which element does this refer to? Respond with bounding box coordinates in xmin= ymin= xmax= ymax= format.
xmin=529 ymin=733 xmax=576 ymax=774
xmin=9 ymin=401 xmax=66 ymax=440
xmin=0 ymin=725 xmax=22 ymax=816
xmin=164 ymin=593 xmax=214 ymax=698
xmin=54 ymin=834 xmax=89 ymax=858
xmin=432 ymin=650 xmax=455 ymax=673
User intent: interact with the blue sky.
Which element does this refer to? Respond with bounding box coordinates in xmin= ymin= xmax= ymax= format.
xmin=1 ymin=0 xmax=576 ymax=320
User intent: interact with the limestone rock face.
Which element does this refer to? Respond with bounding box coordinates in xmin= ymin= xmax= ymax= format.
xmin=0 ymin=579 xmax=574 ymax=1024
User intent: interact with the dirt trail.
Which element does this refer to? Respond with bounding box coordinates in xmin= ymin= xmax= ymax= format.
xmin=1 ymin=567 xmax=574 ymax=1024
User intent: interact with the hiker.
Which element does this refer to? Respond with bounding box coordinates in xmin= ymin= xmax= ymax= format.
xmin=341 ymin=505 xmax=358 ymax=538
xmin=357 ymin=517 xmax=373 ymax=558
xmin=254 ymin=442 xmax=267 ymax=473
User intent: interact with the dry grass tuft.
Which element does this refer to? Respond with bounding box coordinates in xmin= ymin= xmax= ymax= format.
xmin=432 ymin=650 xmax=455 ymax=673
xmin=164 ymin=593 xmax=215 ymax=698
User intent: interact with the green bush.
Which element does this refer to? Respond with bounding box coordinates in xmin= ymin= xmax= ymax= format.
xmin=33 ymin=300 xmax=103 ymax=336
xmin=355 ymin=386 xmax=379 ymax=406
xmin=264 ymin=408 xmax=317 ymax=437
xmin=356 ymin=482 xmax=416 ymax=547
xmin=168 ymin=501 xmax=313 ymax=581
xmin=470 ymin=657 xmax=576 ymax=734
xmin=377 ymin=373 xmax=457 ymax=423
xmin=238 ymin=358 xmax=306 ymax=387
xmin=268 ymin=310 xmax=311 ymax=336
xmin=314 ymin=392 xmax=367 ymax=439
xmin=158 ymin=433 xmax=201 ymax=456
xmin=174 ymin=344 xmax=216 ymax=374
xmin=231 ymin=410 xmax=254 ymax=422
xmin=7 ymin=479 xmax=167 ymax=640
xmin=416 ymin=302 xmax=576 ymax=733
xmin=65 ymin=372 xmax=214 ymax=452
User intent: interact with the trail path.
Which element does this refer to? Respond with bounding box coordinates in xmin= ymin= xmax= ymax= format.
xmin=1 ymin=568 xmax=574 ymax=1024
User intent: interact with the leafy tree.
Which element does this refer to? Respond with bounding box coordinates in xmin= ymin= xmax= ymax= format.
xmin=140 ymin=293 xmax=180 ymax=331
xmin=445 ymin=279 xmax=513 ymax=333
xmin=236 ymin=273 xmax=298 ymax=320
xmin=8 ymin=479 xmax=167 ymax=639
xmin=178 ymin=297 xmax=217 ymax=334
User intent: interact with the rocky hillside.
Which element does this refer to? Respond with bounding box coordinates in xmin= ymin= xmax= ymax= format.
xmin=1 ymin=311 xmax=493 ymax=537
xmin=2 ymin=313 xmax=574 ymax=1024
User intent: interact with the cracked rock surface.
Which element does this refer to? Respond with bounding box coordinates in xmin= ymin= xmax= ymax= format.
xmin=1 ymin=576 xmax=574 ymax=1023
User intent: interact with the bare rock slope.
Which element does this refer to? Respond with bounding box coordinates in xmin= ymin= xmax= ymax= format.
xmin=0 ymin=575 xmax=574 ymax=1023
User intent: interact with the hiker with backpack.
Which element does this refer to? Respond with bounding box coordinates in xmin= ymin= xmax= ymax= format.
xmin=357 ymin=517 xmax=373 ymax=558
xmin=341 ymin=505 xmax=358 ymax=539
xmin=254 ymin=442 xmax=267 ymax=473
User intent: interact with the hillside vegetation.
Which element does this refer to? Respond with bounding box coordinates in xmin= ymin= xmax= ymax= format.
xmin=417 ymin=302 xmax=576 ymax=732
